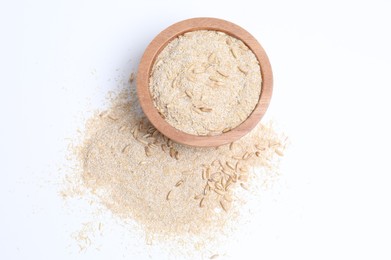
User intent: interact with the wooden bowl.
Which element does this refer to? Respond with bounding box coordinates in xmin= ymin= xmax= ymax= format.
xmin=137 ymin=17 xmax=273 ymax=147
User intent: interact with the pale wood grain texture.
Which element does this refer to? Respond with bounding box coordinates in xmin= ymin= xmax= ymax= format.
xmin=137 ymin=17 xmax=273 ymax=147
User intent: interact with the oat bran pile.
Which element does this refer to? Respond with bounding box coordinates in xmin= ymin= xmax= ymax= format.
xmin=64 ymin=77 xmax=285 ymax=244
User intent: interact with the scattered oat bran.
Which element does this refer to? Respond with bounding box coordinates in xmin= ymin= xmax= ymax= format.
xmin=64 ymin=76 xmax=285 ymax=243
xmin=149 ymin=30 xmax=262 ymax=136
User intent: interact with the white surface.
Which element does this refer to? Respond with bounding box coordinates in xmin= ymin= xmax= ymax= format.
xmin=1 ymin=0 xmax=391 ymax=259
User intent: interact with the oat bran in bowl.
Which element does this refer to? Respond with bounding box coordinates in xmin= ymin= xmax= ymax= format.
xmin=137 ymin=17 xmax=273 ymax=147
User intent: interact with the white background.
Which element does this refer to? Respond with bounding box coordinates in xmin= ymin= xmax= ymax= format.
xmin=1 ymin=0 xmax=391 ymax=259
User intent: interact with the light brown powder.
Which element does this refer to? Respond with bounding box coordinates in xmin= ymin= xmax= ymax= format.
xmin=149 ymin=30 xmax=262 ymax=136
xmin=64 ymin=77 xmax=285 ymax=243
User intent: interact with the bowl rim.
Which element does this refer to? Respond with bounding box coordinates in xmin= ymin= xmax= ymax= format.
xmin=137 ymin=17 xmax=273 ymax=147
